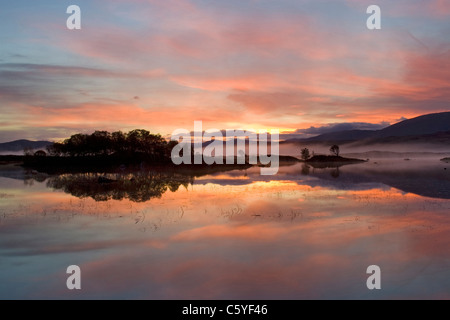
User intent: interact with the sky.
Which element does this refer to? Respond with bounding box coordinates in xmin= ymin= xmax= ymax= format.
xmin=0 ymin=0 xmax=449 ymax=142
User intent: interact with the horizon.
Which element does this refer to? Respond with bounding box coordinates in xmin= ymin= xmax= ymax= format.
xmin=1 ymin=1 xmax=450 ymax=142
xmin=2 ymin=110 xmax=450 ymax=144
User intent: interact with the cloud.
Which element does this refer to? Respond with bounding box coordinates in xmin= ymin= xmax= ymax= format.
xmin=296 ymin=122 xmax=390 ymax=135
xmin=0 ymin=63 xmax=165 ymax=80
xmin=1 ymin=0 xmax=450 ymax=141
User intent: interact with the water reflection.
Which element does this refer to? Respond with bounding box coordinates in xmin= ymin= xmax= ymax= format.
xmin=195 ymin=160 xmax=450 ymax=200
xmin=47 ymin=172 xmax=194 ymax=202
xmin=0 ymin=159 xmax=449 ymax=299
xmin=2 ymin=159 xmax=449 ymax=200
xmin=301 ymin=160 xmax=450 ymax=199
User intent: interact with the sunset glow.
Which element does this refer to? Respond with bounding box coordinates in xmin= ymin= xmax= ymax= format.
xmin=1 ymin=0 xmax=449 ymax=142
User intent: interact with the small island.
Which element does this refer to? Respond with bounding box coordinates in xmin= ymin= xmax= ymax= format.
xmin=299 ymin=145 xmax=366 ymax=168
xmin=19 ymin=129 xmax=259 ymax=174
xmin=441 ymin=157 xmax=450 ymax=163
xmin=304 ymin=155 xmax=366 ymax=169
xmin=306 ymin=155 xmax=366 ymax=163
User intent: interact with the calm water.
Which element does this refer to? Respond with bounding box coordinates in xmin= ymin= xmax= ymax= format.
xmin=0 ymin=159 xmax=449 ymax=299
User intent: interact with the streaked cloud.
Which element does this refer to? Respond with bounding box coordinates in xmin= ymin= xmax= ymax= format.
xmin=1 ymin=0 xmax=449 ymax=141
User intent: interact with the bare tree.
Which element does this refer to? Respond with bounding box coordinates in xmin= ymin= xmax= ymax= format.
xmin=330 ymin=145 xmax=340 ymax=156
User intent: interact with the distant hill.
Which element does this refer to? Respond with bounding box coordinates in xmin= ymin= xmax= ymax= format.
xmin=375 ymin=112 xmax=450 ymax=138
xmin=351 ymin=129 xmax=450 ymax=146
xmin=0 ymin=140 xmax=52 ymax=153
xmin=303 ymin=130 xmax=375 ymax=142
xmin=285 ymin=111 xmax=450 ymax=144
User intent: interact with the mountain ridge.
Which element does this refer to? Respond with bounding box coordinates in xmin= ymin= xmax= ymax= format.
xmin=285 ymin=111 xmax=450 ymax=143
xmin=0 ymin=139 xmax=52 ymax=153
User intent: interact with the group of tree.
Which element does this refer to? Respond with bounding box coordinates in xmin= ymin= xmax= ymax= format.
xmin=46 ymin=129 xmax=177 ymax=161
xmin=300 ymin=144 xmax=340 ymax=161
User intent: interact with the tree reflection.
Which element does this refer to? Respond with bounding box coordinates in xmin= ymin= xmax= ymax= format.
xmin=330 ymin=167 xmax=340 ymax=178
xmin=300 ymin=163 xmax=340 ymax=178
xmin=47 ymin=172 xmax=194 ymax=202
xmin=301 ymin=164 xmax=310 ymax=175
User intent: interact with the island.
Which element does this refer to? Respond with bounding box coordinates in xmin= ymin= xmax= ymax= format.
xmin=304 ymin=155 xmax=366 ymax=169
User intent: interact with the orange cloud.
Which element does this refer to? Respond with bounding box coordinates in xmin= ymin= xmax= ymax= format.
xmin=2 ymin=0 xmax=449 ymax=140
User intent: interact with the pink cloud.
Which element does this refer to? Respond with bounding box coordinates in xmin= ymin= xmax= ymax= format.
xmin=10 ymin=101 xmax=244 ymax=136
xmin=2 ymin=0 xmax=449 ymax=139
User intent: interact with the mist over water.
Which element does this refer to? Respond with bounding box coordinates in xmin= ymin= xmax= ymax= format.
xmin=279 ymin=141 xmax=450 ymax=158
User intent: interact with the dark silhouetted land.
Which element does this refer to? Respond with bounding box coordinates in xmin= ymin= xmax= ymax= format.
xmin=302 ymin=155 xmax=366 ymax=169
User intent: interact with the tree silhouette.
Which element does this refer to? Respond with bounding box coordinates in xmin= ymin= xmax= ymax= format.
xmin=330 ymin=145 xmax=340 ymax=156
xmin=301 ymin=148 xmax=311 ymax=161
xmin=34 ymin=150 xmax=47 ymax=157
xmin=23 ymin=147 xmax=34 ymax=157
xmin=46 ymin=129 xmax=176 ymax=162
